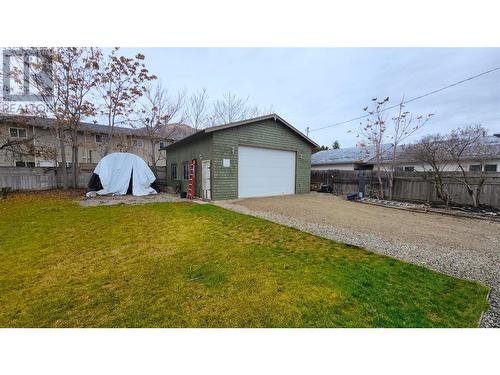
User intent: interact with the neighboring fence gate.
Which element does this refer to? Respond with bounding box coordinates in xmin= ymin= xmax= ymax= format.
xmin=311 ymin=170 xmax=500 ymax=209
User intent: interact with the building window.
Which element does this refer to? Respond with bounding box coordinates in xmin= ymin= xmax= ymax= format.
xmin=95 ymin=134 xmax=109 ymax=143
xmin=15 ymin=161 xmax=34 ymax=167
xmin=83 ymin=150 xmax=93 ymax=163
xmin=182 ymin=162 xmax=189 ymax=180
xmin=9 ymin=127 xmax=27 ymax=138
xmin=485 ymin=164 xmax=497 ymax=172
xmin=132 ymin=139 xmax=144 ymax=148
xmin=403 ymin=166 xmax=415 ymax=172
xmin=159 ymin=141 xmax=167 ymax=149
xmin=469 ymin=164 xmax=481 ymax=172
xmin=171 ymin=163 xmax=177 ymax=180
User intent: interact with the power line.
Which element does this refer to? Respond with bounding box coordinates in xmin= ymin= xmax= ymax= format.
xmin=308 ymin=65 xmax=500 ymax=133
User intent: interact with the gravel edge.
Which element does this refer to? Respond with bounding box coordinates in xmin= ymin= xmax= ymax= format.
xmin=215 ymin=201 xmax=499 ymax=328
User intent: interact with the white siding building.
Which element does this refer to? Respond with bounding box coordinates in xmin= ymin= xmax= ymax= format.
xmin=311 ymin=135 xmax=500 ymax=172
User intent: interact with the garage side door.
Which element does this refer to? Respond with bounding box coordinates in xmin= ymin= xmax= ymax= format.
xmin=238 ymin=146 xmax=296 ymax=198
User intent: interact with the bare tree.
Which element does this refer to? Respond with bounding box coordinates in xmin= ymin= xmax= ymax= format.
xmin=406 ymin=134 xmax=455 ymax=206
xmin=211 ymin=91 xmax=272 ymax=125
xmin=407 ymin=125 xmax=493 ymax=207
xmin=184 ymin=88 xmax=209 ymax=129
xmin=358 ymin=97 xmax=389 ymax=198
xmin=447 ymin=125 xmax=493 ymax=207
xmin=7 ymin=48 xmax=101 ymax=188
xmin=385 ymin=98 xmax=433 ymax=199
xmin=95 ymin=48 xmax=156 ymax=156
xmin=136 ymin=82 xmax=185 ymax=175
xmin=359 ymin=97 xmax=432 ymax=199
xmin=211 ymin=92 xmax=250 ymax=125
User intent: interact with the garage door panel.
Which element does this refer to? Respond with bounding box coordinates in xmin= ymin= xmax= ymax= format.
xmin=238 ymin=146 xmax=296 ymax=198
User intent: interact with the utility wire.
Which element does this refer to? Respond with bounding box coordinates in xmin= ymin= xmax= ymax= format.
xmin=308 ymin=66 xmax=500 ymax=134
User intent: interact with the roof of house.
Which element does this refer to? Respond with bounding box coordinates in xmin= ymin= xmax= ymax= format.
xmin=132 ymin=123 xmax=196 ymax=141
xmin=311 ymin=144 xmax=392 ymax=165
xmin=162 ymin=114 xmax=319 ymax=150
xmin=0 ymin=114 xmax=195 ymax=142
xmin=312 ymin=135 xmax=500 ymax=166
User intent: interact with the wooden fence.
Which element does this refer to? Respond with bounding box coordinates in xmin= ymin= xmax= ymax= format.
xmin=0 ymin=167 xmax=92 ymax=190
xmin=311 ymin=170 xmax=500 ymax=208
xmin=0 ymin=167 xmax=59 ymax=190
xmin=1 ymin=165 xmax=167 ymax=191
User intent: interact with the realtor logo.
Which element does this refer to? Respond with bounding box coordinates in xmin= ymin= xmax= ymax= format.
xmin=2 ymin=48 xmax=53 ymax=102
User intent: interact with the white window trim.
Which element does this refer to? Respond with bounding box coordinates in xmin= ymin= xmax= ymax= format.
xmin=469 ymin=164 xmax=482 ymax=172
xmin=9 ymin=127 xmax=28 ymax=139
xmin=95 ymin=134 xmax=108 ymax=143
xmin=182 ymin=162 xmax=189 ymax=180
xmin=171 ymin=163 xmax=178 ymax=180
xmin=484 ymin=164 xmax=498 ymax=172
xmin=132 ymin=139 xmax=144 ymax=148
xmin=82 ymin=149 xmax=93 ymax=162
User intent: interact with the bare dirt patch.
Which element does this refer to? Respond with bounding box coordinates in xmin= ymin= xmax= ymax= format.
xmin=80 ymin=192 xmax=184 ymax=207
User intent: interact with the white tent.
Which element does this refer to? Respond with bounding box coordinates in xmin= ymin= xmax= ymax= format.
xmin=88 ymin=153 xmax=158 ymax=196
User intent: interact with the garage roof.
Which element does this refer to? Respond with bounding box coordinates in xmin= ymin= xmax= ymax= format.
xmin=162 ymin=114 xmax=319 ymax=149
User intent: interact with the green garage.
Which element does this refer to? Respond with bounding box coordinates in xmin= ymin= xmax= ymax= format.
xmin=163 ymin=114 xmax=318 ymax=200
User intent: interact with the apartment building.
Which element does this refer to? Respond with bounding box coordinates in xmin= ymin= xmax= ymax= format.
xmin=0 ymin=115 xmax=194 ymax=168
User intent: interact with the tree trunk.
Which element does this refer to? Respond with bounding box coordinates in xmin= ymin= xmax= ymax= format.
xmin=150 ymin=140 xmax=157 ymax=177
xmin=376 ymin=165 xmax=384 ymax=199
xmin=72 ymin=146 xmax=78 ymax=188
xmin=431 ymin=174 xmax=450 ymax=206
xmin=58 ymin=129 xmax=68 ymax=190
xmin=375 ymin=143 xmax=384 ymax=199
xmin=472 ymin=179 xmax=485 ymax=208
xmin=71 ymin=128 xmax=78 ymax=189
xmin=388 ymin=170 xmax=394 ymax=200
xmin=471 ymin=192 xmax=478 ymax=208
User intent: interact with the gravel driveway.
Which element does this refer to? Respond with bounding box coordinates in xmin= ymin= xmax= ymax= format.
xmin=215 ymin=193 xmax=500 ymax=327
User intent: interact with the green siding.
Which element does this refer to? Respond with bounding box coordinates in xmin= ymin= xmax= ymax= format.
xmin=211 ymin=120 xmax=312 ymax=200
xmin=165 ymin=119 xmax=313 ymax=200
xmin=165 ymin=134 xmax=213 ymax=196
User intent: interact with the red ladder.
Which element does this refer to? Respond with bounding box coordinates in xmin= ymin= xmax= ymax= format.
xmin=187 ymin=159 xmax=196 ymax=199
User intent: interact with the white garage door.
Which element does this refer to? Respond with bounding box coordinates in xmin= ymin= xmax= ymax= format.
xmin=238 ymin=146 xmax=296 ymax=198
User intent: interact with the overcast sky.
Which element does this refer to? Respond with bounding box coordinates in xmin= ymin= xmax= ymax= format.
xmin=129 ymin=48 xmax=500 ymax=148
xmin=2 ymin=48 xmax=498 ymax=148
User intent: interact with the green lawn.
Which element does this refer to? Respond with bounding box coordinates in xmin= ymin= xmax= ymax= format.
xmin=0 ymin=192 xmax=488 ymax=327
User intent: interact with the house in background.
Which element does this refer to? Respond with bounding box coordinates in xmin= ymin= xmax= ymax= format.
xmin=311 ymin=144 xmax=391 ymax=171
xmin=0 ymin=115 xmax=194 ymax=168
xmin=312 ymin=134 xmax=500 ymax=172
xmin=162 ymin=114 xmax=318 ymax=200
